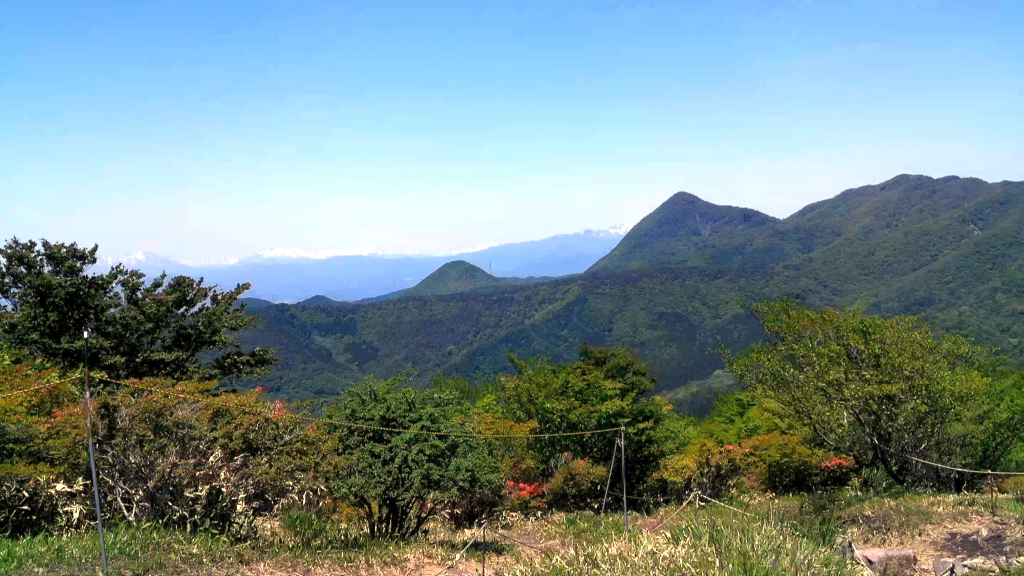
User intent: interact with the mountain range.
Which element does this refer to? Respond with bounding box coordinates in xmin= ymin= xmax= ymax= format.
xmin=102 ymin=226 xmax=629 ymax=303
xmin=231 ymin=175 xmax=1024 ymax=414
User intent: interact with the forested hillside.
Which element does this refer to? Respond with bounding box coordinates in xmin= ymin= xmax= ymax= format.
xmin=236 ymin=175 xmax=1024 ymax=407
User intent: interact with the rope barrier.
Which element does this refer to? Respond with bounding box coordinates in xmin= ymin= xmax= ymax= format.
xmin=0 ymin=374 xmax=83 ymax=400
xmin=96 ymin=375 xmax=624 ymax=439
xmin=876 ymin=444 xmax=1024 ymax=477
xmin=899 ymin=454 xmax=1024 ymax=477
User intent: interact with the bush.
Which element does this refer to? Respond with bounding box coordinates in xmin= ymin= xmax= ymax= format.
xmin=742 ymin=434 xmax=856 ymax=494
xmin=95 ymin=379 xmax=330 ymax=541
xmin=726 ymin=300 xmax=1024 ymax=488
xmin=443 ymin=490 xmax=504 ymax=529
xmin=655 ymin=439 xmax=746 ymax=499
xmin=497 ymin=346 xmax=671 ymax=498
xmin=545 ymin=452 xmax=607 ymax=511
xmin=323 ymin=376 xmax=499 ymax=538
xmin=1001 ymin=477 xmax=1024 ymax=505
xmin=502 ymin=480 xmax=545 ymax=514
xmin=0 ymin=475 xmax=90 ymax=536
xmin=0 ymin=357 xmax=85 ymax=480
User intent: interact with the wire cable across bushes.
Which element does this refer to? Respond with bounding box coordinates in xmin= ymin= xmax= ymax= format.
xmin=0 ymin=374 xmax=84 ymax=400
xmin=95 ymin=375 xmax=624 ymax=439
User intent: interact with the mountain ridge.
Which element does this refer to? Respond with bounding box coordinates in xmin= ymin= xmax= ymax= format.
xmin=234 ymin=174 xmax=1024 ymax=413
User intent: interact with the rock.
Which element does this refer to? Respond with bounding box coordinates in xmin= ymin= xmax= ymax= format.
xmin=962 ymin=558 xmax=998 ymax=573
xmin=932 ymin=558 xmax=965 ymax=576
xmin=859 ymin=549 xmax=917 ymax=574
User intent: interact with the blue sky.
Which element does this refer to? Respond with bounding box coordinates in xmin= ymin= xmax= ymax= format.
xmin=2 ymin=1 xmax=1022 ymax=263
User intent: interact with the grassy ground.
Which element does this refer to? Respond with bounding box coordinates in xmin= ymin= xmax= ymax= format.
xmin=2 ymin=492 xmax=1022 ymax=575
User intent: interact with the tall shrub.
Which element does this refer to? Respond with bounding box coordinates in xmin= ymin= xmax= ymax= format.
xmin=322 ymin=376 xmax=498 ymax=538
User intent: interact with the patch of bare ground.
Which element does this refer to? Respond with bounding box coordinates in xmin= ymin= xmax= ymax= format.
xmin=845 ymin=496 xmax=1024 ymax=574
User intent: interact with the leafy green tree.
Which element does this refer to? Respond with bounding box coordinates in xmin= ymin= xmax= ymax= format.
xmin=696 ymin=391 xmax=797 ymax=446
xmin=0 ymin=238 xmax=273 ymax=380
xmin=496 ymin=344 xmax=668 ymax=495
xmin=725 ymin=299 xmax=1023 ymax=486
xmin=322 ymin=376 xmax=498 ymax=538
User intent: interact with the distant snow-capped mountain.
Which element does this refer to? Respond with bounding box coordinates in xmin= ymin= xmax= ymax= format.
xmin=99 ymin=251 xmax=185 ymax=269
xmin=97 ymin=224 xmax=629 ymax=302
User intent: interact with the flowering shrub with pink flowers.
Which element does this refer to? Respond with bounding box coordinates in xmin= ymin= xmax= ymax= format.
xmin=655 ymin=439 xmax=748 ymax=499
xmin=655 ymin=434 xmax=857 ymax=499
xmin=537 ymin=451 xmax=605 ymax=511
xmin=742 ymin=434 xmax=856 ymax=493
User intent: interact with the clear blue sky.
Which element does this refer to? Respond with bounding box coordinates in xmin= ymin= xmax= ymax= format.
xmin=3 ymin=1 xmax=1022 ymax=263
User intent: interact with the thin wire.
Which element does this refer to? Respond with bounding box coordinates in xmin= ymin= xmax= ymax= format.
xmin=608 ymin=491 xmax=667 ymax=503
xmin=877 ymin=444 xmax=1024 ymax=477
xmin=600 ymin=438 xmax=618 ymax=513
xmin=651 ymin=491 xmax=698 ymax=532
xmin=0 ymin=374 xmax=83 ymax=400
xmin=98 ymin=376 xmax=624 ymax=439
xmin=697 ymin=493 xmax=753 ymax=517
xmin=902 ymin=454 xmax=1024 ymax=476
xmin=487 ymin=527 xmax=550 ymax=552
xmin=431 ymin=522 xmax=487 ymax=576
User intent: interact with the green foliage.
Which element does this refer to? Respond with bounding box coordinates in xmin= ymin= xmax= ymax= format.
xmin=654 ymin=439 xmax=746 ymax=499
xmin=726 ymin=299 xmax=1024 ymax=487
xmin=494 ymin=344 xmax=668 ymax=495
xmin=236 ymin=266 xmax=765 ymax=400
xmin=696 ymin=390 xmax=797 ymax=446
xmin=95 ymin=379 xmax=329 ymax=540
xmin=0 ymin=238 xmax=274 ymax=381
xmin=742 ymin=434 xmax=856 ymax=494
xmin=544 ymin=452 xmax=607 ymax=511
xmin=0 ymin=354 xmax=84 ymax=479
xmin=588 ymin=191 xmax=782 ymax=274
xmin=400 ymin=260 xmax=507 ymax=297
xmin=322 ymin=376 xmax=499 ymax=538
xmin=650 ymin=409 xmax=700 ymax=460
xmin=237 ymin=175 xmax=1024 ymax=407
xmin=1 ymin=351 xmax=329 ymax=539
xmin=660 ymin=369 xmax=739 ymax=416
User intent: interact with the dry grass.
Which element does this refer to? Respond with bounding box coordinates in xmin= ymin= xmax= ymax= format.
xmin=5 ymin=493 xmax=1022 ymax=576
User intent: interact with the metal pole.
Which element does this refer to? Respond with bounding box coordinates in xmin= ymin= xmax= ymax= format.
xmin=84 ymin=331 xmax=108 ymax=573
xmin=620 ymin=427 xmax=628 ymax=534
xmin=601 ymin=438 xmax=618 ymax=513
xmin=481 ymin=523 xmax=486 ymax=576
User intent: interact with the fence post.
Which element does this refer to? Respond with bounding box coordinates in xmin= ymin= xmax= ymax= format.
xmin=84 ymin=331 xmax=109 ymax=573
xmin=601 ymin=438 xmax=618 ymax=513
xmin=620 ymin=427 xmax=628 ymax=534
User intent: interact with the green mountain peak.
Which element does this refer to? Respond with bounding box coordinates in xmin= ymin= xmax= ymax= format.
xmin=402 ymin=260 xmax=506 ymax=297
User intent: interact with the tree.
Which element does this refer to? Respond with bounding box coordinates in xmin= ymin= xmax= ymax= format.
xmin=0 ymin=238 xmax=273 ymax=381
xmin=322 ymin=376 xmax=498 ymax=538
xmin=496 ymin=344 xmax=669 ymax=494
xmin=725 ymin=299 xmax=1023 ymax=487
